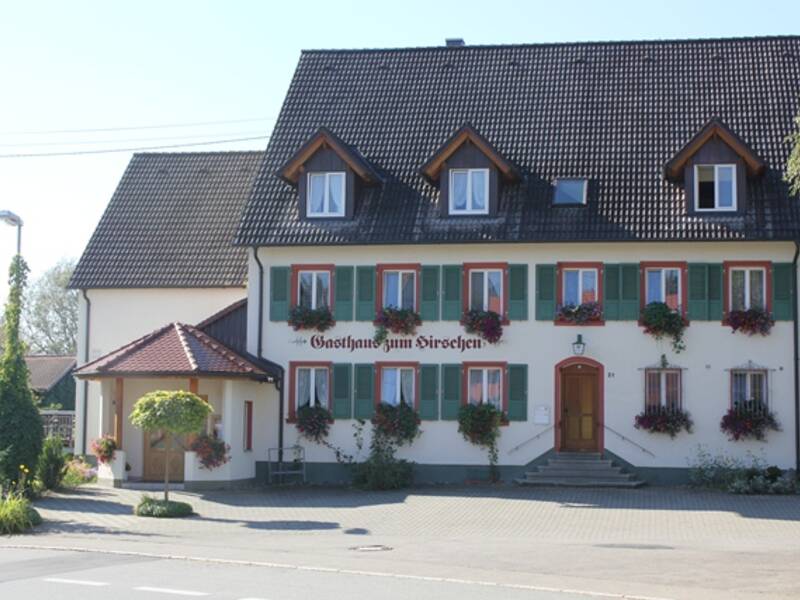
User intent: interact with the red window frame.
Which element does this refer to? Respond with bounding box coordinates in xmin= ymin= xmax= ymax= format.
xmin=375 ymin=263 xmax=422 ymax=314
xmin=640 ymin=261 xmax=688 ymax=318
xmin=375 ymin=361 xmax=420 ymax=411
xmin=555 ymin=261 xmax=604 ymax=326
xmin=290 ymin=264 xmax=335 ymax=310
xmin=461 ymin=361 xmax=508 ymax=413
xmin=462 ymin=262 xmax=509 ymax=323
xmin=243 ymin=400 xmax=253 ymax=451
xmin=644 ymin=369 xmax=683 ymax=411
xmin=287 ymin=361 xmax=333 ymax=422
xmin=723 ymin=261 xmax=772 ymax=318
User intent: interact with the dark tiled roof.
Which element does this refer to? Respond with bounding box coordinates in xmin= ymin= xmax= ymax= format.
xmin=25 ymin=355 xmax=76 ymax=393
xmin=73 ymin=322 xmax=271 ymax=380
xmin=236 ymin=36 xmax=800 ymax=246
xmin=71 ymin=151 xmax=263 ymax=289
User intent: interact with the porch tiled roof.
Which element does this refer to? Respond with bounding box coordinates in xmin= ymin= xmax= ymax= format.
xmin=74 ymin=322 xmax=270 ymax=381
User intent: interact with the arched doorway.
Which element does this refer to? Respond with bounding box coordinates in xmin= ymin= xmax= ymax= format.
xmin=554 ymin=357 xmax=604 ymax=452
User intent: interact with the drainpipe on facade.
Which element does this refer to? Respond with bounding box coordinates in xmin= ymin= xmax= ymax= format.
xmin=253 ymin=248 xmax=285 ymax=473
xmin=793 ymin=242 xmax=800 ymax=473
xmin=80 ymin=289 xmax=91 ymax=456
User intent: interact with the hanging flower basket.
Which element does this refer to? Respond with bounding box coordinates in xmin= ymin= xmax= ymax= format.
xmin=295 ymin=405 xmax=334 ymax=443
xmin=556 ymin=302 xmax=603 ymax=324
xmin=460 ymin=310 xmax=503 ymax=344
xmin=457 ymin=403 xmax=505 ymax=480
xmin=720 ymin=402 xmax=780 ymax=441
xmin=373 ymin=307 xmax=422 ymax=345
xmin=288 ymin=306 xmax=335 ymax=332
xmin=189 ymin=433 xmax=231 ymax=470
xmin=634 ymin=407 xmax=693 ymax=439
xmin=371 ymin=402 xmax=421 ymax=447
xmin=90 ymin=435 xmax=117 ymax=464
xmin=641 ymin=302 xmax=688 ymax=353
xmin=726 ymin=308 xmax=774 ymax=336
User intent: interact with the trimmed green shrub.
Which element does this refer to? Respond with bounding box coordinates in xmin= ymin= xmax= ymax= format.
xmin=352 ymin=454 xmax=413 ymax=490
xmin=134 ymin=495 xmax=193 ymax=518
xmin=37 ymin=436 xmax=66 ymax=490
xmin=0 ymin=493 xmax=41 ymax=534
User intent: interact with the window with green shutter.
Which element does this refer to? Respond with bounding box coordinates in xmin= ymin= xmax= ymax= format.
xmin=355 ymin=266 xmax=376 ymax=321
xmin=420 ymin=266 xmax=440 ymax=321
xmin=772 ymin=263 xmax=794 ymax=321
xmin=331 ymin=363 xmax=352 ymax=419
xmin=535 ymin=264 xmax=556 ymax=320
xmin=603 ymin=263 xmax=639 ymax=320
xmin=508 ymin=264 xmax=528 ymax=320
xmin=507 ymin=364 xmax=527 ymax=421
xmin=269 ymin=266 xmax=290 ymax=321
xmin=441 ymin=364 xmax=462 ymax=420
xmin=688 ymin=263 xmax=723 ymax=321
xmin=603 ymin=264 xmax=621 ymax=320
xmin=334 ymin=266 xmax=354 ymax=322
xmin=441 ymin=265 xmax=463 ymax=320
xmin=419 ymin=364 xmax=439 ymax=420
xmin=353 ymin=364 xmax=375 ymax=419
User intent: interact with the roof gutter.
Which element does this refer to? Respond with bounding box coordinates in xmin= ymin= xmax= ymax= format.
xmin=252 ymin=247 xmax=285 ymax=472
xmin=793 ymin=241 xmax=799 ymax=473
xmin=80 ymin=289 xmax=91 ymax=456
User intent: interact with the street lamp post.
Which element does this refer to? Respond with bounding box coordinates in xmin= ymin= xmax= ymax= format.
xmin=0 ymin=210 xmax=23 ymax=254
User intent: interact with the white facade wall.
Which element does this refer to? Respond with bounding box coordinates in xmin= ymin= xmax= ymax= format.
xmin=252 ymin=242 xmax=798 ymax=471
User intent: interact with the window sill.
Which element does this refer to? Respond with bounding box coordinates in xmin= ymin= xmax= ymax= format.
xmin=554 ymin=319 xmax=605 ymax=327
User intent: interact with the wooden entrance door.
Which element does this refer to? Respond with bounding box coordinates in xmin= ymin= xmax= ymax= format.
xmin=560 ymin=364 xmax=599 ymax=451
xmin=143 ymin=430 xmax=186 ymax=482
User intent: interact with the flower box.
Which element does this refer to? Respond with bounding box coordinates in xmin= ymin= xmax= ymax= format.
xmin=460 ymin=310 xmax=503 ymax=344
xmin=634 ymin=407 xmax=693 ymax=438
xmin=373 ymin=307 xmax=422 ymax=345
xmin=726 ymin=308 xmax=774 ymax=336
xmin=720 ymin=402 xmax=780 ymax=441
xmin=641 ymin=302 xmax=688 ymax=353
xmin=556 ymin=302 xmax=603 ymax=324
xmin=288 ymin=306 xmax=335 ymax=332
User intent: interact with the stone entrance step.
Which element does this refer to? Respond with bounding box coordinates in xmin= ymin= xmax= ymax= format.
xmin=515 ymin=452 xmax=645 ymax=488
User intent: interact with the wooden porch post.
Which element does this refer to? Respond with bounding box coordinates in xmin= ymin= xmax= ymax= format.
xmin=114 ymin=377 xmax=124 ymax=449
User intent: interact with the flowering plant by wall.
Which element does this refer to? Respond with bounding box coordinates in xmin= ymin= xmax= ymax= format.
xmin=90 ymin=435 xmax=117 ymax=464
xmin=726 ymin=308 xmax=774 ymax=336
xmin=457 ymin=403 xmax=505 ymax=480
xmin=373 ymin=307 xmax=422 ymax=345
xmin=189 ymin=433 xmax=230 ymax=470
xmin=295 ymin=404 xmax=333 ymax=443
xmin=371 ymin=402 xmax=420 ymax=447
xmin=288 ymin=306 xmax=335 ymax=332
xmin=720 ymin=402 xmax=780 ymax=441
xmin=460 ymin=310 xmax=503 ymax=344
xmin=556 ymin=302 xmax=603 ymax=324
xmin=641 ymin=302 xmax=688 ymax=353
xmin=634 ymin=407 xmax=693 ymax=438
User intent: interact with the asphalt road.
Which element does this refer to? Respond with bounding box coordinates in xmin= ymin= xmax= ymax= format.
xmin=0 ymin=548 xmax=617 ymax=600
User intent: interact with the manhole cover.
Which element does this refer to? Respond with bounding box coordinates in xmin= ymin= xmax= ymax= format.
xmin=350 ymin=544 xmax=393 ymax=552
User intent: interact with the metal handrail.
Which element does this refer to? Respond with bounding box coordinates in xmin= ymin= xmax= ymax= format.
xmin=602 ymin=424 xmax=656 ymax=458
xmin=507 ymin=425 xmax=554 ymax=455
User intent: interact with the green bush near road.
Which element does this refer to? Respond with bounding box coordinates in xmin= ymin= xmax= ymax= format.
xmin=37 ymin=436 xmax=66 ymax=490
xmin=0 ymin=493 xmax=41 ymax=534
xmin=135 ymin=495 xmax=193 ymax=518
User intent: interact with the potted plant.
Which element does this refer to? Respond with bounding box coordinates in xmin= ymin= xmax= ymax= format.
xmin=720 ymin=401 xmax=780 ymax=441
xmin=189 ymin=433 xmax=231 ymax=470
xmin=90 ymin=434 xmax=117 ymax=464
xmin=556 ymin=302 xmax=603 ymax=324
xmin=460 ymin=310 xmax=503 ymax=344
xmin=371 ymin=402 xmax=421 ymax=447
xmin=457 ymin=403 xmax=505 ymax=481
xmin=373 ymin=307 xmax=422 ymax=345
xmin=288 ymin=305 xmax=335 ymax=332
xmin=634 ymin=407 xmax=693 ymax=438
xmin=295 ymin=404 xmax=334 ymax=443
xmin=641 ymin=302 xmax=687 ymax=353
xmin=726 ymin=308 xmax=774 ymax=336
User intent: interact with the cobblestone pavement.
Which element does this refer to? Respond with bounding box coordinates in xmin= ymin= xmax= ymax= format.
xmin=5 ymin=485 xmax=800 ymax=600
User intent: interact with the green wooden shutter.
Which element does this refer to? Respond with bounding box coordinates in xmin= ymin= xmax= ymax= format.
xmin=603 ymin=264 xmax=621 ymax=320
xmin=535 ymin=264 xmax=556 ymax=320
xmin=619 ymin=263 xmax=640 ymax=320
xmin=419 ymin=364 xmax=439 ymax=420
xmin=773 ymin=262 xmax=794 ymax=321
xmin=355 ymin=266 xmax=376 ymax=321
xmin=420 ymin=265 xmax=440 ymax=321
xmin=507 ymin=364 xmax=528 ymax=422
xmin=708 ymin=264 xmax=723 ymax=320
xmin=269 ymin=266 xmax=290 ymax=321
xmin=334 ymin=266 xmax=354 ymax=322
xmin=508 ymin=264 xmax=528 ymax=320
xmin=331 ymin=363 xmax=352 ymax=419
xmin=441 ymin=265 xmax=463 ymax=320
xmin=688 ymin=263 xmax=709 ymax=321
xmin=353 ymin=364 xmax=375 ymax=419
xmin=441 ymin=364 xmax=462 ymax=420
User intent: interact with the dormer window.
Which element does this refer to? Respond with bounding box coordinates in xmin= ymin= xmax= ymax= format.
xmin=695 ymin=164 xmax=736 ymax=211
xmin=307 ymin=172 xmax=345 ymax=217
xmin=450 ymin=168 xmax=489 ymax=214
xmin=553 ymin=178 xmax=587 ymax=205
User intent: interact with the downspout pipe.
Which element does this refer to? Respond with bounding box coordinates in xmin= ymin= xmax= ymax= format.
xmin=793 ymin=242 xmax=800 ymax=473
xmin=253 ymin=247 xmax=285 ymax=472
xmin=80 ymin=289 xmax=91 ymax=456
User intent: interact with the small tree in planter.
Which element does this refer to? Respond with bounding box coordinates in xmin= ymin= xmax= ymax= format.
xmin=461 ymin=310 xmax=503 ymax=344
xmin=720 ymin=401 xmax=780 ymax=441
xmin=130 ymin=390 xmax=211 ymax=510
xmin=457 ymin=403 xmax=504 ymax=481
xmin=641 ymin=302 xmax=687 ymax=353
xmin=634 ymin=407 xmax=693 ymax=439
xmin=90 ymin=434 xmax=117 ymax=464
xmin=373 ymin=308 xmax=422 ymax=345
xmin=726 ymin=308 xmax=774 ymax=336
xmin=556 ymin=302 xmax=603 ymax=324
xmin=189 ymin=433 xmax=230 ymax=470
xmin=288 ymin=306 xmax=335 ymax=332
